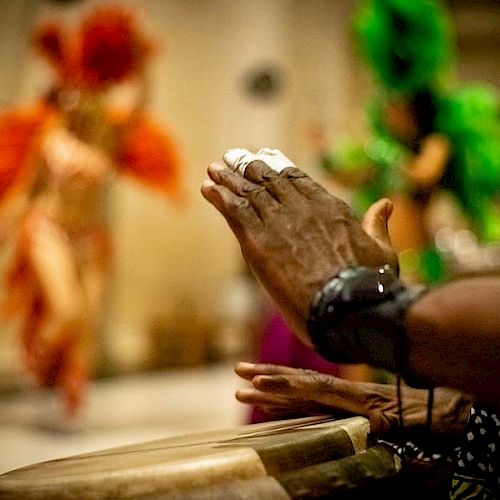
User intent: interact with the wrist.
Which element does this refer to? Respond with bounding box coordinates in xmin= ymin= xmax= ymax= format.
xmin=307 ymin=265 xmax=399 ymax=366
xmin=307 ymin=265 xmax=427 ymax=386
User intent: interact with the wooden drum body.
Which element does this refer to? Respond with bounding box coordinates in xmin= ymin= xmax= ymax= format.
xmin=0 ymin=416 xmax=400 ymax=499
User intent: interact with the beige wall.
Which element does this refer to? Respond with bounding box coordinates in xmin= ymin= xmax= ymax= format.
xmin=0 ymin=0 xmax=365 ymax=372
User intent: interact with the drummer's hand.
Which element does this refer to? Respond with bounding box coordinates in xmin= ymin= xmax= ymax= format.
xmin=202 ymin=158 xmax=396 ymax=345
xmin=235 ymin=362 xmax=348 ymax=419
xmin=234 ymin=362 xmax=472 ymax=437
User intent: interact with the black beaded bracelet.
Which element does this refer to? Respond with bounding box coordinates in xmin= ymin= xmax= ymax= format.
xmin=307 ymin=265 xmax=427 ymax=387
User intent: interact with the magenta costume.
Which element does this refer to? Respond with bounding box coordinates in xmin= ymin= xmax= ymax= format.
xmin=249 ymin=312 xmax=341 ymax=424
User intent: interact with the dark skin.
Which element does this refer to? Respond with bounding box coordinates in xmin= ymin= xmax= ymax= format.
xmin=202 ymin=160 xmax=397 ymax=347
xmin=234 ymin=362 xmax=472 ymax=438
xmin=201 ymin=159 xmax=500 ymax=408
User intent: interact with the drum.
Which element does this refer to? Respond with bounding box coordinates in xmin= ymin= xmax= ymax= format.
xmin=0 ymin=415 xmax=400 ymax=499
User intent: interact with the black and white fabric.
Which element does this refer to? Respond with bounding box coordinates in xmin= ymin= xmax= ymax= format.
xmin=379 ymin=404 xmax=499 ymax=498
xmin=449 ymin=405 xmax=500 ymax=499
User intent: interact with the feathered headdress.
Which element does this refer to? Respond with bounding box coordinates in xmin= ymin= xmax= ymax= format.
xmin=33 ymin=6 xmax=154 ymax=89
xmin=353 ymin=0 xmax=453 ymax=94
xmin=0 ymin=5 xmax=181 ymax=204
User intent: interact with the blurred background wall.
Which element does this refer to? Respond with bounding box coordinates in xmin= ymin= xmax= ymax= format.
xmin=0 ymin=0 xmax=367 ymax=380
xmin=0 ymin=0 xmax=498 ymax=379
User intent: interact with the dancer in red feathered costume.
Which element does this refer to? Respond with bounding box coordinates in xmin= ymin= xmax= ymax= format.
xmin=0 ymin=6 xmax=181 ymax=416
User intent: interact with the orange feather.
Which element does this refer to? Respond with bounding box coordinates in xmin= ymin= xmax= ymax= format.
xmin=0 ymin=103 xmax=54 ymax=205
xmin=114 ymin=113 xmax=183 ymax=201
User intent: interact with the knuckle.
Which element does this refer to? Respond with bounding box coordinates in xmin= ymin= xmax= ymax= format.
xmin=338 ymin=200 xmax=355 ymax=217
xmin=301 ymin=368 xmax=319 ymax=378
xmin=245 ymin=160 xmax=268 ymax=178
xmin=282 ymin=167 xmax=307 ymax=180
xmin=230 ymin=197 xmax=251 ymax=212
xmin=273 ymin=375 xmax=290 ymax=388
xmin=261 ymin=170 xmax=280 ymax=182
xmin=242 ymin=184 xmax=266 ymax=196
xmin=321 ymin=200 xmax=354 ymax=222
xmin=217 ymin=168 xmax=234 ymax=182
xmin=263 ymin=176 xmax=290 ymax=193
xmin=310 ymin=372 xmax=334 ymax=392
xmin=248 ymin=159 xmax=267 ymax=169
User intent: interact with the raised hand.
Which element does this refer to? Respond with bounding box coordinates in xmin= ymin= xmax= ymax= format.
xmin=202 ymin=151 xmax=396 ymax=345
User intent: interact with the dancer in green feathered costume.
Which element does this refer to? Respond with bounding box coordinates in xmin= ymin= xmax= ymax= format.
xmin=437 ymin=86 xmax=500 ymax=243
xmin=317 ymin=0 xmax=500 ymax=283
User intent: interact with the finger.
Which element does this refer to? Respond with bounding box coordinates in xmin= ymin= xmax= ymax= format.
xmin=234 ymin=362 xmax=258 ymax=380
xmin=250 ymin=403 xmax=301 ymax=416
xmin=361 ymin=198 xmax=393 ymax=248
xmin=281 ymin=167 xmax=330 ymax=199
xmin=224 ymin=149 xmax=301 ymax=203
xmin=251 ymin=371 xmax=367 ymax=419
xmin=242 ymin=161 xmax=312 ymax=197
xmin=235 ymin=388 xmax=290 ymax=406
xmin=253 ymin=372 xmax=334 ymax=400
xmin=223 ymin=148 xmax=326 ymax=202
xmin=207 ymin=162 xmax=279 ymax=216
xmin=201 ymin=180 xmax=262 ymax=234
xmin=208 ymin=161 xmax=254 ymax=190
xmin=224 ymin=148 xmax=294 ymax=177
xmin=253 ymin=375 xmax=291 ymax=392
xmin=236 ymin=387 xmax=316 ymax=417
xmin=222 ymin=148 xmax=254 ymax=175
xmin=241 ymin=160 xmax=301 ymax=204
xmin=234 ymin=362 xmax=302 ymax=380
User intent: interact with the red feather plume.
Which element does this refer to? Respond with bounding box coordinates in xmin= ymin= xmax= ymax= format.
xmin=0 ymin=104 xmax=54 ymax=204
xmin=114 ymin=114 xmax=182 ymax=200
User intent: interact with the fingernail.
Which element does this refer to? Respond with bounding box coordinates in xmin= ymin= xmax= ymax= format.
xmin=202 ymin=179 xmax=215 ymax=188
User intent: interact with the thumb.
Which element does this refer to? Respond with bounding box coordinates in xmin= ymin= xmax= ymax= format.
xmin=361 ymin=198 xmax=393 ymax=248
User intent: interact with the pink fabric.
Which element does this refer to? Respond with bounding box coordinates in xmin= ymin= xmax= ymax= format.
xmin=249 ymin=312 xmax=341 ymax=424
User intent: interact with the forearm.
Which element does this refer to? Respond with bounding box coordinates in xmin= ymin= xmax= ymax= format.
xmin=406 ymin=275 xmax=500 ymax=406
xmin=309 ymin=269 xmax=499 ymax=407
xmin=330 ymin=377 xmax=470 ymax=432
xmin=403 ymin=133 xmax=449 ymax=188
